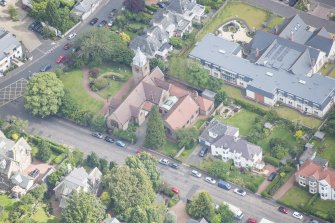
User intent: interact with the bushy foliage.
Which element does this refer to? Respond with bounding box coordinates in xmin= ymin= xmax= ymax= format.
xmin=186 ymin=192 xmax=215 ymax=221
xmin=113 ymin=124 xmax=137 ymax=143
xmin=144 ymin=106 xmax=166 ymax=149
xmin=176 ymin=127 xmax=199 ymax=149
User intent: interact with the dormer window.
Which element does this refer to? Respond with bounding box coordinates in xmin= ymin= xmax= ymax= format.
xmin=208 ymin=131 xmax=217 ymax=139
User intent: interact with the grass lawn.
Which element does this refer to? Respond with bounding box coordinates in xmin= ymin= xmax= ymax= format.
xmin=316 ymin=136 xmax=335 ymax=168
xmin=258 ymin=125 xmax=298 ymax=154
xmin=328 ymin=68 xmax=335 ymax=78
xmin=266 ymin=16 xmax=285 ymax=30
xmin=0 ymin=195 xmax=16 ymax=221
xmin=32 ymin=206 xmax=59 ymax=223
xmin=197 ymin=2 xmax=270 ymax=41
xmin=194 ymin=119 xmax=206 ymax=130
xmin=60 ymin=70 xmax=104 ymax=113
xmin=216 ymin=109 xmax=260 ymax=136
xmin=311 ymin=198 xmax=335 ymax=220
xmin=279 ymin=185 xmax=312 ymax=210
xmin=319 ymin=63 xmax=334 ymax=76
xmin=157 ymin=141 xmax=179 ymax=157
xmin=97 ymin=81 xmax=124 ymax=99
xmin=177 ymin=146 xmax=196 ymax=162
xmin=274 ymin=107 xmax=321 ymax=129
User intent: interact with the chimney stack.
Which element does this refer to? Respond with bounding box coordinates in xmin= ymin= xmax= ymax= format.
xmin=194 ymin=91 xmax=198 ymax=98
xmin=311 ymin=58 xmax=316 ymax=67
xmin=255 ymin=48 xmax=260 ymax=58
xmin=274 ymin=25 xmax=278 ymax=35
xmin=290 ymin=31 xmax=294 ymax=41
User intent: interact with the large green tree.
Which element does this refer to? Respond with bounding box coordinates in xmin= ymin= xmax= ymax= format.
xmin=61 ymin=190 xmax=106 ymax=223
xmin=214 ymin=89 xmax=227 ymax=107
xmin=24 ymin=72 xmax=64 ymax=117
xmin=216 ymin=203 xmax=235 ymax=223
xmin=175 ymin=127 xmax=199 ymax=149
xmin=126 ymin=152 xmax=161 ymax=191
xmin=144 ymin=106 xmax=166 ymax=149
xmin=186 ymin=192 xmax=215 ymax=221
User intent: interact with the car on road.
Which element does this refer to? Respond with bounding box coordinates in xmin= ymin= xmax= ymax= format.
xmin=278 ymin=206 xmax=289 ymax=214
xmin=191 ymin=170 xmax=202 ymax=178
xmin=205 ymin=177 xmax=216 ymax=184
xmin=67 ymin=32 xmax=77 ymax=40
xmin=292 ymin=211 xmax=303 ymax=220
xmin=169 ymin=163 xmax=179 ymax=169
xmin=91 ymin=132 xmax=103 ymax=139
xmin=217 ymin=180 xmax=231 ymax=190
xmin=267 ymin=172 xmax=278 ymax=181
xmin=107 ymin=19 xmax=113 ymax=27
xmin=246 ymin=218 xmax=257 ymax=223
xmin=199 ymin=147 xmax=208 ymax=157
xmin=104 ymin=136 xmax=114 ymax=143
xmin=309 ymin=220 xmax=319 ymax=223
xmin=40 ymin=64 xmax=52 ymax=72
xmin=171 ymin=187 xmax=179 ymax=195
xmin=0 ymin=0 xmax=7 ymax=6
xmin=157 ymin=2 xmax=166 ymax=8
xmin=63 ymin=42 xmax=73 ymax=50
xmin=56 ymin=56 xmax=65 ymax=63
xmin=288 ymin=0 xmax=298 ymax=6
xmin=109 ymin=9 xmax=117 ymax=17
xmin=28 ymin=169 xmax=40 ymax=178
xmin=115 ymin=140 xmax=126 ymax=148
xmin=159 ymin=158 xmax=169 ymax=165
xmin=97 ymin=20 xmax=107 ymax=27
xmin=89 ymin=18 xmax=98 ymax=25
xmin=233 ymin=188 xmax=246 ymax=196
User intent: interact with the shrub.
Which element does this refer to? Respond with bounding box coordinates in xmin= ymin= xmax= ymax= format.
xmin=263 ymin=156 xmax=280 ymax=167
xmin=160 ymin=183 xmax=175 ymax=198
xmin=89 ymin=68 xmax=100 ymax=78
xmin=168 ymin=195 xmax=180 ymax=207
xmin=92 ymin=77 xmax=109 ymax=91
xmin=52 ymin=153 xmax=67 ymax=164
xmin=113 ymin=124 xmax=137 ymax=143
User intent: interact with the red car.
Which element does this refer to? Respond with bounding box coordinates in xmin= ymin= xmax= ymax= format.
xmin=171 ymin=187 xmax=179 ymax=195
xmin=136 ymin=149 xmax=143 ymax=154
xmin=63 ymin=42 xmax=73 ymax=50
xmin=56 ymin=56 xmax=65 ymax=63
xmin=278 ymin=206 xmax=289 ymax=214
xmin=247 ymin=218 xmax=257 ymax=223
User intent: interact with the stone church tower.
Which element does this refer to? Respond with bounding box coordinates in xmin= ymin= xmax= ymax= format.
xmin=132 ymin=48 xmax=150 ymax=84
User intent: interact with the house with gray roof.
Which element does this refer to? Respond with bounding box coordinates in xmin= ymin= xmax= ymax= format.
xmin=0 ymin=29 xmax=22 ymax=75
xmin=71 ymin=0 xmax=102 ymax=20
xmin=54 ymin=167 xmax=102 ymax=208
xmin=199 ymin=119 xmax=263 ymax=168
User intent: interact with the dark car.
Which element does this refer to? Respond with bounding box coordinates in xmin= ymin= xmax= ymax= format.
xmin=278 ymin=206 xmax=289 ymax=214
xmin=92 ymin=132 xmax=103 ymax=139
xmin=289 ymin=0 xmax=298 ymax=6
xmin=157 ymin=2 xmax=166 ymax=8
xmin=29 ymin=169 xmax=40 ymax=178
xmin=0 ymin=0 xmax=7 ymax=6
xmin=40 ymin=64 xmax=52 ymax=72
xmin=267 ymin=172 xmax=278 ymax=181
xmin=199 ymin=147 xmax=208 ymax=157
xmin=63 ymin=42 xmax=73 ymax=50
xmin=89 ymin=18 xmax=98 ymax=25
xmin=169 ymin=163 xmax=179 ymax=169
xmin=104 ymin=136 xmax=115 ymax=143
xmin=97 ymin=20 xmax=107 ymax=27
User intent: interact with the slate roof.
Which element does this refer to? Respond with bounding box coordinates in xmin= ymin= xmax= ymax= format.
xmin=102 ymin=218 xmax=121 ymax=223
xmin=0 ymin=29 xmax=21 ymax=62
xmin=73 ymin=0 xmax=97 ymax=13
xmin=11 ymin=173 xmax=33 ymax=190
xmin=132 ymin=48 xmax=147 ymax=67
xmin=199 ymin=119 xmax=239 ymax=144
xmin=305 ymin=35 xmax=334 ymax=57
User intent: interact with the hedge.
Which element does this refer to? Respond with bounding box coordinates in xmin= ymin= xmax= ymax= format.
xmin=29 ymin=135 xmax=69 ymax=155
xmin=262 ymin=170 xmax=295 ymax=197
xmin=263 ymin=156 xmax=280 ymax=167
xmin=52 ymin=153 xmax=67 ymax=165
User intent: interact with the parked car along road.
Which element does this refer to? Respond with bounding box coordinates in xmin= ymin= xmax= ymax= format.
xmin=233 ymin=188 xmax=246 ymax=196
xmin=40 ymin=64 xmax=52 ymax=72
xmin=89 ymin=18 xmax=99 ymax=25
xmin=28 ymin=169 xmax=40 ymax=178
xmin=191 ymin=170 xmax=202 ymax=178
xmin=246 ymin=218 xmax=257 ymax=223
xmin=91 ymin=132 xmax=103 ymax=139
xmin=292 ymin=212 xmax=303 ymax=220
xmin=159 ymin=158 xmax=169 ymax=165
xmin=278 ymin=206 xmax=289 ymax=214
xmin=67 ymin=32 xmax=77 ymax=40
xmin=115 ymin=140 xmax=126 ymax=148
xmin=217 ymin=180 xmax=231 ymax=190
xmin=97 ymin=20 xmax=107 ymax=27
xmin=63 ymin=42 xmax=73 ymax=50
xmin=104 ymin=136 xmax=115 ymax=143
xmin=169 ymin=163 xmax=179 ymax=169
xmin=55 ymin=56 xmax=65 ymax=64
xmin=205 ymin=177 xmax=216 ymax=184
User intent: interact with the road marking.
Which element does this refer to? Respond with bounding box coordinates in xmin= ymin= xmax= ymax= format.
xmin=0 ymin=78 xmax=28 ymax=107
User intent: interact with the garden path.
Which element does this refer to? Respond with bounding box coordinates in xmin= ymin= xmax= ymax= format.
xmin=273 ymin=174 xmax=295 ymax=200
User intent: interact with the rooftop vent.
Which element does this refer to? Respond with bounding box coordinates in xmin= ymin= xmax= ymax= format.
xmin=266 ymin=72 xmax=273 ymax=77
xmin=299 ymin=80 xmax=306 ymax=85
xmin=219 ymin=50 xmax=226 ymax=54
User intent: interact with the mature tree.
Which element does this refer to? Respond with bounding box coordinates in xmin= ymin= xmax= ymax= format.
xmin=67 ymin=149 xmax=84 ymax=167
xmin=188 ymin=62 xmax=209 ymax=89
xmin=85 ymin=152 xmax=100 ymax=168
xmin=329 ymin=207 xmax=335 ymax=223
xmin=164 ymin=211 xmax=177 ymax=223
xmin=144 ymin=106 xmax=166 ymax=149
xmin=100 ymin=191 xmax=111 ymax=207
xmin=30 ymin=0 xmax=48 ymax=21
xmin=322 ymin=118 xmax=335 ymax=136
xmin=176 ymin=127 xmax=199 ymax=149
xmin=186 ymin=192 xmax=215 ymax=221
xmin=169 ymin=37 xmax=183 ymax=49
xmin=146 ymin=204 xmax=165 ymax=223
xmin=61 ymin=190 xmax=106 ymax=223
xmin=214 ymin=90 xmax=227 ymax=107
xmin=126 ymin=152 xmax=161 ymax=191
xmin=36 ymin=140 xmax=52 ymax=162
xmin=30 ymin=183 xmax=47 ymax=201
xmin=24 ymin=72 xmax=64 ymax=117
xmin=150 ymin=58 xmax=166 ymax=71
xmin=216 ymin=203 xmax=235 ymax=223
xmin=294 ymin=130 xmax=304 ymax=140
xmin=271 ymin=145 xmax=288 ymax=160
xmin=74 ymin=28 xmax=133 ymax=66
xmin=211 ymin=214 xmax=222 ymax=223
xmin=124 ymin=0 xmax=145 ymax=12
xmin=8 ymin=5 xmax=18 ymax=21
xmin=128 ymin=206 xmax=148 ymax=223
xmin=104 ymin=166 xmax=155 ymax=220
xmin=99 ymin=158 xmax=109 ymax=174
xmin=119 ymin=32 xmax=131 ymax=43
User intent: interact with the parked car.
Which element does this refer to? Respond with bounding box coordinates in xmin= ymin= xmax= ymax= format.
xmin=191 ymin=170 xmax=202 ymax=178
xmin=217 ymin=180 xmax=231 ymax=190
xmin=40 ymin=64 xmax=52 ymax=72
xmin=267 ymin=172 xmax=278 ymax=181
xmin=97 ymin=20 xmax=107 ymax=27
xmin=199 ymin=147 xmax=208 ymax=157
xmin=28 ymin=169 xmax=40 ymax=178
xmin=30 ymin=21 xmax=44 ymax=35
xmin=67 ymin=32 xmax=77 ymax=40
xmin=109 ymin=9 xmax=117 ymax=17
xmin=205 ymin=177 xmax=216 ymax=184
xmin=288 ymin=0 xmax=298 ymax=6
xmin=169 ymin=163 xmax=179 ymax=169
xmin=89 ymin=18 xmax=98 ymax=25
xmin=309 ymin=220 xmax=319 ymax=223
xmin=104 ymin=136 xmax=115 ymax=143
xmin=63 ymin=42 xmax=73 ymax=50
xmin=157 ymin=2 xmax=166 ymax=8
xmin=0 ymin=0 xmax=7 ymax=6
xmin=246 ymin=218 xmax=257 ymax=223
xmin=56 ymin=55 xmax=65 ymax=63
xmin=292 ymin=211 xmax=303 ymax=220
xmin=233 ymin=188 xmax=246 ymax=196
xmin=171 ymin=187 xmax=179 ymax=195
xmin=159 ymin=158 xmax=169 ymax=165
xmin=107 ymin=19 xmax=114 ymax=27
xmin=91 ymin=132 xmax=103 ymax=139
xmin=278 ymin=206 xmax=289 ymax=214
xmin=115 ymin=140 xmax=126 ymax=148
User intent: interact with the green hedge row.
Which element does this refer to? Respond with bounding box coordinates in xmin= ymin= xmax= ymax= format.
xmin=263 ymin=156 xmax=280 ymax=167
xmin=29 ymin=135 xmax=69 ymax=155
xmin=262 ymin=170 xmax=295 ymax=198
xmin=52 ymin=153 xmax=68 ymax=165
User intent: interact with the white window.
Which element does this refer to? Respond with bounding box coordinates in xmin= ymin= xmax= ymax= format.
xmin=310 ymin=188 xmax=316 ymax=193
xmin=299 ymin=180 xmax=306 ymax=186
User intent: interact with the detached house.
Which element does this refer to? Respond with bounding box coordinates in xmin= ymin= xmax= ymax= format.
xmin=199 ymin=120 xmax=263 ymax=168
xmin=54 ymin=167 xmax=102 ymax=208
xmin=0 ymin=29 xmax=22 ymax=75
xmin=296 ymin=159 xmax=335 ymax=200
xmin=71 ymin=0 xmax=102 ymax=20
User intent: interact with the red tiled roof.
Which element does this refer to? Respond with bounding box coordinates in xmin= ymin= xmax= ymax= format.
xmin=196 ymin=96 xmax=213 ymax=112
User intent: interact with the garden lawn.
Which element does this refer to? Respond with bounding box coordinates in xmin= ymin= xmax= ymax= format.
xmin=279 ymin=185 xmax=312 ymax=210
xmin=216 ymin=109 xmax=260 ymax=136
xmin=329 ymin=67 xmax=335 ymax=78
xmin=32 ymin=206 xmax=59 ymax=223
xmin=60 ymin=70 xmax=103 ymax=113
xmin=266 ymin=16 xmax=285 ymax=30
xmin=177 ymin=146 xmax=197 ymax=162
xmin=258 ymin=125 xmax=298 ymax=154
xmin=194 ymin=119 xmax=206 ymax=130
xmin=316 ymin=136 xmax=335 ymax=168
xmin=157 ymin=141 xmax=179 ymax=157
xmin=275 ymin=107 xmax=321 ymax=129
xmin=319 ymin=63 xmax=334 ymax=76
xmin=311 ymin=198 xmax=335 ymax=220
xmin=0 ymin=195 xmax=16 ymax=221
xmin=197 ymin=2 xmax=270 ymax=41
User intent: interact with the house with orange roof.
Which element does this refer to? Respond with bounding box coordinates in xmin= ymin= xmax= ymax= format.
xmin=296 ymin=159 xmax=335 ymax=200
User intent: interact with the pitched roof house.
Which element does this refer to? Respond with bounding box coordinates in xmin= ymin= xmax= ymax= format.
xmin=296 ymin=159 xmax=335 ymax=200
xmin=72 ymin=0 xmax=102 ymax=20
xmin=54 ymin=167 xmax=102 ymax=208
xmin=0 ymin=29 xmax=22 ymax=75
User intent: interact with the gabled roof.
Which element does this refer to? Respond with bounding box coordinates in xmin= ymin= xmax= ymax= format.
xmin=0 ymin=29 xmax=21 ymax=62
xmin=132 ymin=48 xmax=147 ymax=67
xmin=167 ymin=0 xmax=186 ymax=14
xmin=73 ymin=0 xmax=97 ymax=13
xmin=195 ymin=96 xmax=213 ymax=112
xmin=305 ymin=35 xmax=334 ymax=56
xmin=199 ymin=120 xmax=239 ymax=144
xmin=278 ymin=15 xmax=313 ymax=44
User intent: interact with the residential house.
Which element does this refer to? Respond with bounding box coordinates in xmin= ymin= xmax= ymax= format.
xmin=0 ymin=29 xmax=22 ymax=75
xmin=11 ymin=173 xmax=34 ymax=196
xmin=199 ymin=120 xmax=263 ymax=168
xmin=102 ymin=218 xmax=121 ymax=223
xmin=54 ymin=167 xmax=102 ymax=208
xmin=130 ymin=0 xmax=205 ymax=58
xmin=296 ymin=159 xmax=335 ymax=200
xmin=188 ymin=218 xmax=208 ymax=223
xmin=72 ymin=0 xmax=102 ymax=20
xmin=299 ymin=143 xmax=316 ymax=164
xmin=0 ymin=131 xmax=32 ymax=190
